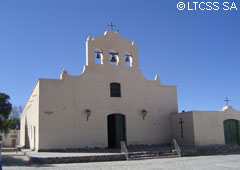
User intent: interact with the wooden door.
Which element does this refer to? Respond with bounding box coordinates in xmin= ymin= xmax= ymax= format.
xmin=115 ymin=115 xmax=126 ymax=148
xmin=107 ymin=114 xmax=126 ymax=148
xmin=224 ymin=119 xmax=239 ymax=145
xmin=12 ymin=139 xmax=16 ymax=147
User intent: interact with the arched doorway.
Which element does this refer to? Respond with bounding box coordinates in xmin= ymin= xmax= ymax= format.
xmin=224 ymin=119 xmax=239 ymax=145
xmin=107 ymin=114 xmax=126 ymax=148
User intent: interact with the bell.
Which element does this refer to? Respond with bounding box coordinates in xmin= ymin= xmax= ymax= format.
xmin=110 ymin=55 xmax=117 ymax=62
xmin=96 ymin=52 xmax=101 ymax=59
xmin=125 ymin=56 xmax=130 ymax=62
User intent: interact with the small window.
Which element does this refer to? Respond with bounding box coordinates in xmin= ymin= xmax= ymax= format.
xmin=110 ymin=83 xmax=121 ymax=97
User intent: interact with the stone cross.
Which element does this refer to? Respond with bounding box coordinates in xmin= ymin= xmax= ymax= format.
xmin=178 ymin=118 xmax=184 ymax=138
xmin=224 ymin=97 xmax=230 ymax=106
xmin=108 ymin=22 xmax=116 ymax=31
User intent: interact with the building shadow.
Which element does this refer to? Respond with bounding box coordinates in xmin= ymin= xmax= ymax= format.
xmin=2 ymin=154 xmax=53 ymax=167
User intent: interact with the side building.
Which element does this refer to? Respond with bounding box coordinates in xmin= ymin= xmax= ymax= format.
xmin=171 ymin=106 xmax=240 ymax=146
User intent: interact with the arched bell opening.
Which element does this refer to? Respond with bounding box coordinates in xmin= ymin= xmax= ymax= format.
xmin=95 ymin=48 xmax=103 ymax=64
xmin=125 ymin=52 xmax=133 ymax=67
xmin=109 ymin=49 xmax=119 ymax=66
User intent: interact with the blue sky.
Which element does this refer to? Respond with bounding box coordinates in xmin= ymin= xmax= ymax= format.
xmin=0 ymin=0 xmax=239 ymax=112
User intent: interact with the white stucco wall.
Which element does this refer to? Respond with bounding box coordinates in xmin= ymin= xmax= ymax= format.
xmin=170 ymin=112 xmax=195 ymax=146
xmin=36 ymin=31 xmax=178 ymax=150
xmin=20 ymin=81 xmax=39 ymax=150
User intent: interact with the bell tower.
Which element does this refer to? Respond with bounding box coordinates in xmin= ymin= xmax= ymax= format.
xmin=86 ymin=30 xmax=139 ymax=69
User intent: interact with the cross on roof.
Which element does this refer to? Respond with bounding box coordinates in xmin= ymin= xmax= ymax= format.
xmin=108 ymin=22 xmax=116 ymax=31
xmin=224 ymin=97 xmax=230 ymax=106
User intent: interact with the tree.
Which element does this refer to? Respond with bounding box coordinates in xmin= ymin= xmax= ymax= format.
xmin=10 ymin=105 xmax=23 ymax=118
xmin=8 ymin=105 xmax=22 ymax=131
xmin=8 ymin=117 xmax=20 ymax=130
xmin=0 ymin=93 xmax=12 ymax=133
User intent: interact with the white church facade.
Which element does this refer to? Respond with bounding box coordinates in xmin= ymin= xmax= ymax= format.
xmin=20 ymin=30 xmax=178 ymax=151
xmin=20 ymin=30 xmax=240 ymax=151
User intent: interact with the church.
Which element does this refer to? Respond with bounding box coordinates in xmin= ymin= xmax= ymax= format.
xmin=20 ymin=28 xmax=240 ymax=151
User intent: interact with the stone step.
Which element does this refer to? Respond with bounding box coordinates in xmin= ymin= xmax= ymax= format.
xmin=129 ymin=151 xmax=175 ymax=156
xmin=128 ymin=151 xmax=178 ymax=160
xmin=129 ymin=153 xmax=176 ymax=158
xmin=129 ymin=154 xmax=179 ymax=160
